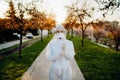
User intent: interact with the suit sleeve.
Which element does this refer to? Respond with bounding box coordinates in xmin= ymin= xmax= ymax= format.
xmin=46 ymin=42 xmax=60 ymax=61
xmin=65 ymin=41 xmax=75 ymax=60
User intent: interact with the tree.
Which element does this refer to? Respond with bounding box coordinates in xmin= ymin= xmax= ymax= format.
xmin=6 ymin=1 xmax=32 ymax=58
xmin=0 ymin=18 xmax=10 ymax=43
xmin=44 ymin=15 xmax=56 ymax=37
xmin=65 ymin=7 xmax=77 ymax=39
xmin=1 ymin=0 xmax=46 ymax=57
xmin=63 ymin=21 xmax=70 ymax=34
xmin=91 ymin=21 xmax=106 ymax=43
xmin=38 ymin=13 xmax=46 ymax=41
xmin=66 ymin=1 xmax=92 ymax=46
xmin=105 ymin=21 xmax=120 ymax=51
xmin=6 ymin=1 xmax=24 ymax=58
xmin=95 ymin=0 xmax=120 ymax=17
xmin=28 ymin=8 xmax=48 ymax=41
xmin=0 ymin=18 xmax=19 ymax=43
xmin=63 ymin=11 xmax=76 ymax=39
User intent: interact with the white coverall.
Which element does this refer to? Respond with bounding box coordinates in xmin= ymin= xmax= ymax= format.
xmin=46 ymin=37 xmax=75 ymax=80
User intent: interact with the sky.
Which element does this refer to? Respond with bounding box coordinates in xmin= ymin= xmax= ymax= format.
xmin=37 ymin=0 xmax=76 ymax=24
xmin=0 ymin=1 xmax=9 ymax=18
xmin=0 ymin=0 xmax=120 ymax=24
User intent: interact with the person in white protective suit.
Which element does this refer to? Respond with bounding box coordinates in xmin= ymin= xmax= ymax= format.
xmin=46 ymin=25 xmax=75 ymax=80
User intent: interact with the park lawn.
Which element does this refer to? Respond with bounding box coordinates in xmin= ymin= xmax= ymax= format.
xmin=0 ymin=35 xmax=53 ymax=80
xmin=68 ymin=35 xmax=120 ymax=80
xmin=1 ymin=34 xmax=120 ymax=80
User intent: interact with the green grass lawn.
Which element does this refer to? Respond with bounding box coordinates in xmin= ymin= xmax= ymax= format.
xmin=0 ymin=35 xmax=120 ymax=80
xmin=68 ymin=35 xmax=120 ymax=80
xmin=0 ymin=35 xmax=53 ymax=80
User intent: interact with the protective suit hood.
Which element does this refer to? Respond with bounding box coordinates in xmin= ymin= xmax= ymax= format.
xmin=54 ymin=25 xmax=66 ymax=41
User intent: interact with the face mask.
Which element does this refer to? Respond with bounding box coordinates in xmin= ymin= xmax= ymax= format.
xmin=56 ymin=33 xmax=66 ymax=40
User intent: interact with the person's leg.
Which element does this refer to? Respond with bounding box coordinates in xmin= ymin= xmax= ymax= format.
xmin=49 ymin=66 xmax=60 ymax=80
xmin=62 ymin=66 xmax=72 ymax=80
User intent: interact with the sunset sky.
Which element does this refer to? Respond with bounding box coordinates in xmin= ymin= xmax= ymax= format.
xmin=0 ymin=0 xmax=120 ymax=24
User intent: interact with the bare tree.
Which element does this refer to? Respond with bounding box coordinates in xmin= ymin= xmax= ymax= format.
xmin=105 ymin=21 xmax=120 ymax=51
xmin=6 ymin=1 xmax=39 ymax=58
xmin=6 ymin=1 xmax=25 ymax=58
xmin=95 ymin=0 xmax=120 ymax=17
xmin=63 ymin=11 xmax=76 ymax=39
xmin=91 ymin=21 xmax=106 ymax=42
xmin=66 ymin=1 xmax=92 ymax=46
xmin=28 ymin=8 xmax=46 ymax=41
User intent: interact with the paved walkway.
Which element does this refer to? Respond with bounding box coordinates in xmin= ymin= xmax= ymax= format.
xmin=0 ymin=37 xmax=31 ymax=50
xmin=21 ymin=47 xmax=85 ymax=80
xmin=0 ymin=34 xmax=47 ymax=50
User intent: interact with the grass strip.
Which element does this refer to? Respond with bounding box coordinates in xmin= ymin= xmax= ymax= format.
xmin=68 ymin=35 xmax=120 ymax=80
xmin=0 ymin=35 xmax=53 ymax=80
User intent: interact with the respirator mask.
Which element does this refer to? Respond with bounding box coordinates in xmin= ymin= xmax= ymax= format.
xmin=56 ymin=33 xmax=66 ymax=40
xmin=56 ymin=31 xmax=66 ymax=40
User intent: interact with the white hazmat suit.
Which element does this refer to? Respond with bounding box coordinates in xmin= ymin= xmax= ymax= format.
xmin=46 ymin=25 xmax=75 ymax=80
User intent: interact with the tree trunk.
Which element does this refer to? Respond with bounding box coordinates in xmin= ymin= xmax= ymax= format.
xmin=19 ymin=26 xmax=22 ymax=58
xmin=71 ymin=28 xmax=73 ymax=39
xmin=115 ymin=37 xmax=120 ymax=51
xmin=67 ymin=29 xmax=70 ymax=36
xmin=96 ymin=38 xmax=99 ymax=43
xmin=40 ymin=29 xmax=43 ymax=42
xmin=81 ymin=30 xmax=85 ymax=47
xmin=68 ymin=30 xmax=70 ymax=35
xmin=47 ymin=29 xmax=50 ymax=38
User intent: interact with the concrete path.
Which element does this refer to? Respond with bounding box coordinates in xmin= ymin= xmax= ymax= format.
xmin=0 ymin=40 xmax=25 ymax=50
xmin=0 ymin=37 xmax=30 ymax=50
xmin=21 ymin=47 xmax=85 ymax=80
xmin=0 ymin=34 xmax=47 ymax=50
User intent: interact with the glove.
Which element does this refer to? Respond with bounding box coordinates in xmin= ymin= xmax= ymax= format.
xmin=62 ymin=43 xmax=66 ymax=51
xmin=60 ymin=43 xmax=66 ymax=57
